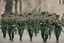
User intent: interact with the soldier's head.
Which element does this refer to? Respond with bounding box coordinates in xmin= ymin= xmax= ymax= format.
xmin=1 ymin=14 xmax=6 ymax=18
xmin=19 ymin=14 xmax=23 ymax=19
xmin=14 ymin=13 xmax=18 ymax=18
xmin=47 ymin=14 xmax=52 ymax=19
xmin=8 ymin=13 xmax=14 ymax=17
xmin=52 ymin=13 xmax=57 ymax=18
xmin=41 ymin=12 xmax=46 ymax=18
xmin=33 ymin=14 xmax=36 ymax=18
xmin=28 ymin=13 xmax=32 ymax=18
xmin=56 ymin=15 xmax=60 ymax=20
xmin=1 ymin=14 xmax=4 ymax=18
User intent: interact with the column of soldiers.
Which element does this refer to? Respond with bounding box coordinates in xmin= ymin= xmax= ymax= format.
xmin=0 ymin=12 xmax=64 ymax=43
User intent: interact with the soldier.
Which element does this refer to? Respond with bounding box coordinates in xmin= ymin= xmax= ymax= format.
xmin=53 ymin=15 xmax=64 ymax=42
xmin=61 ymin=14 xmax=64 ymax=27
xmin=14 ymin=14 xmax=19 ymax=34
xmin=1 ymin=14 xmax=7 ymax=39
xmin=33 ymin=15 xmax=40 ymax=36
xmin=16 ymin=14 xmax=25 ymax=41
xmin=40 ymin=12 xmax=49 ymax=43
xmin=26 ymin=13 xmax=34 ymax=41
xmin=7 ymin=13 xmax=16 ymax=42
xmin=47 ymin=14 xmax=53 ymax=39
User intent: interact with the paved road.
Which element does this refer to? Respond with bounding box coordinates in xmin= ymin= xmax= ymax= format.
xmin=0 ymin=29 xmax=64 ymax=43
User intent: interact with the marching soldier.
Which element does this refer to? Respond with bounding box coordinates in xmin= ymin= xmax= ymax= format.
xmin=1 ymin=14 xmax=7 ymax=39
xmin=7 ymin=13 xmax=16 ymax=42
xmin=53 ymin=15 xmax=64 ymax=42
xmin=47 ymin=14 xmax=53 ymax=39
xmin=33 ymin=15 xmax=40 ymax=36
xmin=26 ymin=13 xmax=34 ymax=41
xmin=40 ymin=12 xmax=49 ymax=43
xmin=14 ymin=14 xmax=19 ymax=34
xmin=16 ymin=14 xmax=25 ymax=41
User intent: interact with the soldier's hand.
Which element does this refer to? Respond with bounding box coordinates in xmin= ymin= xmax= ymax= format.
xmin=40 ymin=23 xmax=42 ymax=24
xmin=12 ymin=25 xmax=15 ymax=27
xmin=44 ymin=23 xmax=46 ymax=24
xmin=62 ymin=31 xmax=64 ymax=33
xmin=61 ymin=29 xmax=64 ymax=33
xmin=0 ymin=26 xmax=2 ymax=29
xmin=44 ymin=22 xmax=47 ymax=25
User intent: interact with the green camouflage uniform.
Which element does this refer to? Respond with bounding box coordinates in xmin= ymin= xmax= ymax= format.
xmin=14 ymin=17 xmax=18 ymax=34
xmin=53 ymin=18 xmax=62 ymax=42
xmin=26 ymin=17 xmax=34 ymax=41
xmin=33 ymin=16 xmax=40 ymax=36
xmin=47 ymin=16 xmax=53 ymax=39
xmin=61 ymin=16 xmax=64 ymax=27
xmin=7 ymin=17 xmax=16 ymax=42
xmin=1 ymin=18 xmax=7 ymax=38
xmin=39 ymin=17 xmax=49 ymax=42
xmin=17 ymin=17 xmax=26 ymax=41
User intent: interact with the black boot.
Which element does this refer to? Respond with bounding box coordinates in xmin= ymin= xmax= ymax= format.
xmin=11 ymin=39 xmax=13 ymax=42
xmin=49 ymin=35 xmax=51 ymax=39
xmin=20 ymin=37 xmax=22 ymax=41
xmin=35 ymin=29 xmax=37 ymax=36
xmin=3 ymin=35 xmax=6 ymax=39
xmin=44 ymin=39 xmax=46 ymax=43
xmin=30 ymin=37 xmax=32 ymax=41
xmin=35 ymin=33 xmax=37 ymax=36
xmin=49 ymin=31 xmax=51 ymax=39
xmin=9 ymin=37 xmax=11 ymax=40
xmin=43 ymin=39 xmax=45 ymax=42
xmin=56 ymin=38 xmax=59 ymax=42
xmin=11 ymin=33 xmax=14 ymax=42
xmin=11 ymin=36 xmax=13 ymax=42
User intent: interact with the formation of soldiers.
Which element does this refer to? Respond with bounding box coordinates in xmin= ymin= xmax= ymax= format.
xmin=0 ymin=11 xmax=64 ymax=43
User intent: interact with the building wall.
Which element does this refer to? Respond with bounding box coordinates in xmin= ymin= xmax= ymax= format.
xmin=0 ymin=0 xmax=64 ymax=18
xmin=47 ymin=0 xmax=64 ymax=18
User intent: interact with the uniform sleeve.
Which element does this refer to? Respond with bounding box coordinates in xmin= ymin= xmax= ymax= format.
xmin=0 ymin=19 xmax=3 ymax=25
xmin=0 ymin=19 xmax=1 ymax=27
xmin=0 ymin=19 xmax=1 ymax=25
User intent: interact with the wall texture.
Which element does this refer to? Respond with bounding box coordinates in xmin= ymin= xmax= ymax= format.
xmin=0 ymin=0 xmax=64 ymax=18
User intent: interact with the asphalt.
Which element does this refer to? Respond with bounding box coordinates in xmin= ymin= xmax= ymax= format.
xmin=0 ymin=28 xmax=64 ymax=43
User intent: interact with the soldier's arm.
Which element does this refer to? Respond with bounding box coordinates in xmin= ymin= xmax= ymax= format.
xmin=0 ymin=20 xmax=2 ymax=29
xmin=14 ymin=18 xmax=17 ymax=27
xmin=0 ymin=19 xmax=1 ymax=28
xmin=0 ymin=19 xmax=2 ymax=29
xmin=61 ymin=17 xmax=63 ymax=21
xmin=12 ymin=18 xmax=16 ymax=27
xmin=58 ymin=20 xmax=62 ymax=26
xmin=61 ymin=28 xmax=64 ymax=33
